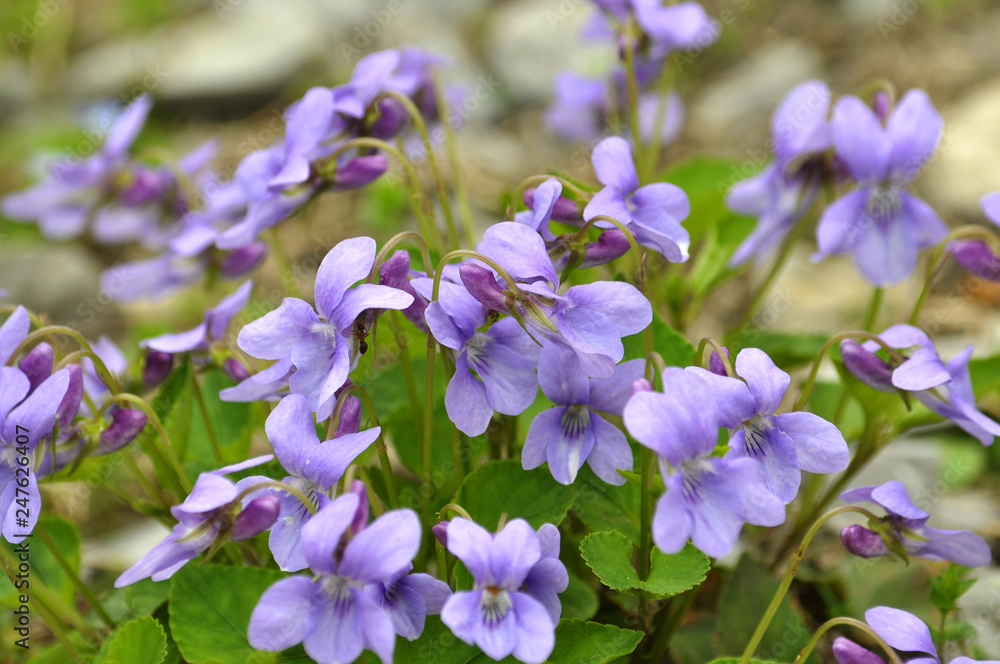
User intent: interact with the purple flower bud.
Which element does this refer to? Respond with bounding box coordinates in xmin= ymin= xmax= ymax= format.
xmin=708 ymin=347 xmax=730 ymax=377
xmin=432 ymin=520 xmax=449 ymax=547
xmin=951 ymin=240 xmax=1000 ymax=281
xmin=523 ymin=188 xmax=581 ymax=223
xmin=56 ymin=364 xmax=83 ymax=430
xmin=18 ymin=342 xmax=54 ymax=392
xmin=380 ymin=250 xmax=428 ymax=333
xmin=332 ymin=154 xmax=388 ymax=190
xmin=840 ymin=524 xmax=890 ymax=558
xmin=143 ymin=351 xmax=173 ymax=389
xmin=98 ymin=408 xmax=148 ymax=454
xmin=630 ymin=378 xmax=654 ymax=395
xmin=348 ymin=479 xmax=369 ymax=536
xmin=370 ymin=98 xmax=409 ymax=139
xmin=578 ymin=229 xmax=631 ymax=269
xmin=459 ymin=263 xmax=508 ymax=313
xmin=335 ymin=395 xmax=363 ymax=438
xmin=231 ymin=494 xmax=282 ymax=541
xmin=832 ymin=637 xmax=886 ymax=664
xmin=840 ymin=339 xmax=895 ymax=392
xmin=872 ymin=91 xmax=891 ymax=122
xmin=119 ymin=167 xmax=173 ymax=206
xmin=220 ymin=241 xmax=268 ymax=278
xmin=222 ymin=357 xmax=251 ymax=383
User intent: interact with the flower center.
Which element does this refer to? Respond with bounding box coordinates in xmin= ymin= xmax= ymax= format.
xmin=283 ymin=477 xmax=320 ymax=525
xmin=743 ymin=416 xmax=771 ymax=459
xmin=865 ymin=186 xmax=901 ymax=223
xmin=480 ymin=586 xmax=512 ymax=627
xmin=560 ymin=404 xmax=590 ymax=439
xmin=465 ymin=332 xmax=490 ymax=366
xmin=320 ymin=575 xmax=355 ymax=612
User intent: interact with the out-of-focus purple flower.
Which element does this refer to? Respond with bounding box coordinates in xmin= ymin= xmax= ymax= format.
xmin=114 ymin=455 xmax=276 ymax=587
xmin=623 ymin=367 xmax=785 ymax=558
xmin=413 ymin=272 xmax=539 ymax=437
xmin=142 ymin=280 xmax=252 ymax=355
xmin=833 ymin=606 xmax=1000 ymax=664
xmin=843 ymin=325 xmax=1000 ymax=445
xmin=633 ymin=0 xmax=720 ymax=59
xmin=222 ymin=357 xmax=251 ymax=383
xmin=248 ymin=494 xmax=422 ymax=664
xmin=729 ymin=80 xmax=832 ymax=267
xmin=840 ymin=480 xmax=991 ymax=566
xmin=687 ymin=348 xmax=848 ymax=503
xmin=263 ymin=394 xmax=380 ymax=571
xmin=237 ymin=237 xmax=413 ymax=418
xmin=441 ymin=518 xmax=559 ymax=664
xmin=546 ymin=73 xmax=609 ymax=143
xmin=0 ymin=367 xmax=70 ymax=542
xmin=0 ymin=306 xmax=30 ymax=366
xmin=466 ymin=222 xmax=652 ymax=379
xmin=583 ymin=137 xmax=691 ymax=261
xmin=840 ymin=338 xmax=895 ymax=393
xmin=523 ymin=345 xmax=642 ymax=485
xmin=814 ymin=89 xmax=948 ymax=286
xmin=950 ymin=192 xmax=1000 ymax=281
xmin=100 ymin=253 xmax=204 ymax=303
xmin=143 ymin=351 xmax=174 ymax=390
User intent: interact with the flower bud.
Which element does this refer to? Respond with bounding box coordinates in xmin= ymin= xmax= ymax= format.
xmin=432 ymin=521 xmax=450 ymax=547
xmin=56 ymin=365 xmax=84 ymax=430
xmin=630 ymin=378 xmax=654 ymax=395
xmin=523 ymin=188 xmax=582 ymax=223
xmin=579 ymin=229 xmax=631 ymax=269
xmin=220 ymin=242 xmax=268 ymax=278
xmin=120 ymin=167 xmax=172 ymax=206
xmin=348 ymin=480 xmax=369 ymax=536
xmin=332 ymin=155 xmax=388 ymax=190
xmin=223 ymin=357 xmax=251 ymax=383
xmin=335 ymin=395 xmax=363 ymax=438
xmin=369 ymin=98 xmax=409 ymax=140
xmin=18 ymin=342 xmax=54 ymax=391
xmin=231 ymin=494 xmax=282 ymax=541
xmin=839 ymin=339 xmax=894 ymax=393
xmin=143 ymin=351 xmax=173 ymax=389
xmin=459 ymin=263 xmax=509 ymax=313
xmin=380 ymin=250 xmax=428 ymax=333
xmin=951 ymin=240 xmax=1000 ymax=282
xmin=98 ymin=408 xmax=148 ymax=454
xmin=708 ymin=347 xmax=730 ymax=377
xmin=832 ymin=637 xmax=886 ymax=664
xmin=839 ymin=524 xmax=889 ymax=558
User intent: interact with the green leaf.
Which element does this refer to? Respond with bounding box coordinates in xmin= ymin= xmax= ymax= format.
xmin=930 ymin=565 xmax=977 ymax=613
xmin=544 ymin=619 xmax=643 ymax=664
xmin=168 ymin=564 xmax=285 ymax=664
xmin=579 ymin=531 xmax=708 ymax=599
xmin=394 ymin=615 xmax=481 ymax=664
xmin=0 ymin=516 xmax=81 ymax=607
xmin=622 ymin=311 xmax=695 ymax=367
xmin=734 ymin=330 xmax=828 ymax=369
xmin=146 ymin=356 xmax=193 ymax=460
xmin=942 ymin=620 xmax=977 ymax=641
xmin=456 ymin=460 xmax=578 ymax=530
xmin=103 ymin=577 xmax=172 ymax=623
xmin=572 ymin=466 xmax=641 ymax=544
xmin=98 ymin=616 xmax=168 ymax=664
xmin=561 ymin=572 xmax=600 ymax=621
xmin=716 ymin=555 xmax=810 ymax=656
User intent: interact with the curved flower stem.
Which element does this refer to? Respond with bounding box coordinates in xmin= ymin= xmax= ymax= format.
xmin=233 ymin=480 xmax=319 ymax=515
xmin=431 ymin=67 xmax=477 ymax=245
xmin=908 ymin=225 xmax=1000 ymax=326
xmin=793 ymin=617 xmax=902 ymax=664
xmin=100 ymin=393 xmax=192 ymax=494
xmin=622 ymin=17 xmax=645 ymax=183
xmin=369 ymin=231 xmax=436 ymax=282
xmin=332 ymin=384 xmax=398 ymax=510
xmin=695 ymin=337 xmax=737 ymax=377
xmin=6 ymin=326 xmax=120 ymax=394
xmin=738 ymin=506 xmax=881 ymax=664
xmin=377 ymin=90 xmax=460 ymax=250
xmin=420 ymin=334 xmax=438 ymax=569
xmin=36 ymin=523 xmax=114 ymax=628
xmin=793 ymin=331 xmax=906 ymax=412
xmin=438 ymin=502 xmax=473 ymax=521
xmin=191 ymin=375 xmax=224 ymax=463
xmin=431 ymin=250 xmax=522 ymax=302
xmin=506 ymin=174 xmax=592 ymax=221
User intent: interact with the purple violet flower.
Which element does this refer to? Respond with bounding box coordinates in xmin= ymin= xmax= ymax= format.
xmin=842 ymin=324 xmax=1000 ymax=445
xmin=237 ymin=236 xmax=413 ymax=418
xmin=247 ymin=493 xmax=422 ymax=664
xmin=687 ymin=348 xmax=849 ymax=503
xmin=522 ymin=345 xmax=643 ymax=485
xmin=0 ymin=306 xmax=30 ymax=366
xmin=950 ymin=192 xmax=1000 ymax=281
xmin=114 ymin=454 xmax=277 ymax=587
xmin=839 ymin=480 xmax=991 ymax=567
xmin=0 ymin=367 xmax=70 ymax=542
xmin=441 ymin=518 xmax=560 ymax=664
xmin=814 ymin=89 xmax=948 ymax=286
xmin=583 ymin=137 xmax=691 ymax=262
xmin=412 ymin=271 xmax=540 ymax=437
xmin=623 ymin=367 xmax=785 ymax=558
xmin=728 ymin=80 xmax=832 ymax=267
xmin=263 ymin=394 xmax=381 ymax=571
xmin=833 ymin=606 xmax=1000 ymax=664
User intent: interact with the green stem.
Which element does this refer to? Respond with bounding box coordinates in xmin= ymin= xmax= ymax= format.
xmin=378 ymin=90 xmax=460 ymax=250
xmin=642 ymin=55 xmax=676 ymax=182
xmin=431 ymin=67 xmax=476 ymax=245
xmin=792 ymin=617 xmax=902 ymax=664
xmin=862 ymin=287 xmax=884 ymax=332
xmin=738 ymin=506 xmax=880 ymax=664
xmin=6 ymin=326 xmax=120 ymax=393
xmin=36 ymin=524 xmax=113 ymax=628
xmin=101 ymin=393 xmax=192 ymax=494
xmin=420 ymin=336 xmax=438 ymax=568
xmin=937 ymin=609 xmax=949 ymax=654
xmin=191 ymin=376 xmax=224 ymax=463
xmin=646 ymin=586 xmax=699 ymax=663
xmin=334 ymin=385 xmax=398 ymax=509
xmin=622 ymin=17 xmax=645 ymax=182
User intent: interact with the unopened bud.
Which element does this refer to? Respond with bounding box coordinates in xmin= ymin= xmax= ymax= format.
xmin=220 ymin=242 xmax=268 ymax=278
xmin=840 ymin=339 xmax=894 ymax=393
xmin=459 ymin=263 xmax=508 ymax=313
xmin=231 ymin=494 xmax=282 ymax=541
xmin=143 ymin=351 xmax=173 ymax=389
xmin=840 ymin=524 xmax=890 ymax=558
xmin=98 ymin=408 xmax=148 ymax=454
xmin=18 ymin=343 xmax=54 ymax=392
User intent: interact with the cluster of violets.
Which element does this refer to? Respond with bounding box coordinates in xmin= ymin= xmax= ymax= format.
xmin=3 ymin=1 xmax=1000 ymax=663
